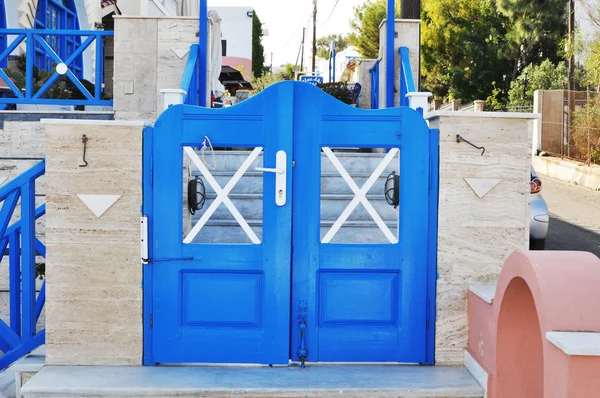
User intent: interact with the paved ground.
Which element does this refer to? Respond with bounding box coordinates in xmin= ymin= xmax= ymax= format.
xmin=540 ymin=177 xmax=600 ymax=257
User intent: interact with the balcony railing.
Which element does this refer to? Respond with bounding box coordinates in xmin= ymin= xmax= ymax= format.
xmin=399 ymin=46 xmax=416 ymax=108
xmin=0 ymin=29 xmax=113 ymax=107
xmin=0 ymin=161 xmax=46 ymax=371
xmin=181 ymin=44 xmax=200 ymax=106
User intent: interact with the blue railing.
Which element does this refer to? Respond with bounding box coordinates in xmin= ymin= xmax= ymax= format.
xmin=181 ymin=44 xmax=200 ymax=105
xmin=399 ymin=46 xmax=416 ymax=107
xmin=0 ymin=29 xmax=113 ymax=106
xmin=0 ymin=161 xmax=46 ymax=371
xmin=369 ymin=59 xmax=380 ymax=109
xmin=328 ymin=40 xmax=336 ymax=83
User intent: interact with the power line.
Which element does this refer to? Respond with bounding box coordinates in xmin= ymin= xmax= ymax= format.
xmin=277 ymin=9 xmax=313 ymax=53
xmin=320 ymin=0 xmax=340 ymax=26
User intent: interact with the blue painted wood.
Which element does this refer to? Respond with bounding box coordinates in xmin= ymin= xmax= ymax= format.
xmin=399 ymin=47 xmax=416 ymax=107
xmin=0 ymin=0 xmax=6 ymax=69
xmin=142 ymin=126 xmax=155 ymax=366
xmin=147 ymin=81 xmax=437 ymax=365
xmin=0 ymin=331 xmax=44 ymax=371
xmin=181 ymin=44 xmax=199 ymax=105
xmin=0 ymin=161 xmax=46 ymax=371
xmin=149 ymin=83 xmax=294 ymax=364
xmin=370 ymin=60 xmax=380 ymax=109
xmin=386 ymin=0 xmax=395 ymax=108
xmin=291 ymin=82 xmax=431 ymax=363
xmin=0 ymin=29 xmax=113 ymax=106
xmin=9 ymin=232 xmax=21 ymax=336
xmin=198 ymin=0 xmax=208 ymax=106
xmin=426 ymin=127 xmax=440 ymax=365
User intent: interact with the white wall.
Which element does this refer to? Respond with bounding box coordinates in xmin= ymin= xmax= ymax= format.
xmin=208 ymin=6 xmax=252 ymax=60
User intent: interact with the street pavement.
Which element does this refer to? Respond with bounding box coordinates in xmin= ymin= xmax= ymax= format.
xmin=539 ymin=176 xmax=600 ymax=257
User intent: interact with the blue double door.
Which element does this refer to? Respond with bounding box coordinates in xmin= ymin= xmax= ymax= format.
xmin=148 ymin=82 xmax=433 ymax=365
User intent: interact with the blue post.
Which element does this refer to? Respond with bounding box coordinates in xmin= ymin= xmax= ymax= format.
xmin=25 ymin=33 xmax=33 ymax=99
xmin=198 ymin=0 xmax=208 ymax=107
xmin=95 ymin=35 xmax=103 ymax=100
xmin=386 ymin=0 xmax=395 ymax=108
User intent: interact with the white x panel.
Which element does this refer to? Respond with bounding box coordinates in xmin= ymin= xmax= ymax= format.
xmin=183 ymin=146 xmax=262 ymax=244
xmin=321 ymin=147 xmax=399 ymax=244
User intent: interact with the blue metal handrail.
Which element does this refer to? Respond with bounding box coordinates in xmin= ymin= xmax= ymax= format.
xmin=399 ymin=46 xmax=416 ymax=107
xmin=181 ymin=44 xmax=200 ymax=105
xmin=369 ymin=59 xmax=380 ymax=109
xmin=0 ymin=161 xmax=46 ymax=371
xmin=0 ymin=29 xmax=113 ymax=106
xmin=328 ymin=40 xmax=336 ymax=83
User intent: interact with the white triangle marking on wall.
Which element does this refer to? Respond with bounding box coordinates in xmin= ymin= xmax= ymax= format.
xmin=0 ymin=177 xmax=7 ymax=186
xmin=77 ymin=194 xmax=122 ymax=218
xmin=172 ymin=48 xmax=190 ymax=59
xmin=464 ymin=178 xmax=503 ymax=199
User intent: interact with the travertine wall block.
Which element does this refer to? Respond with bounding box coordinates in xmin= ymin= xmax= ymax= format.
xmin=43 ymin=120 xmax=144 ymax=365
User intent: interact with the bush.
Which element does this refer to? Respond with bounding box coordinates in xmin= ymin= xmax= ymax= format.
xmin=571 ymin=96 xmax=600 ymax=165
xmin=250 ymin=73 xmax=283 ymax=94
xmin=316 ymin=82 xmax=355 ymax=105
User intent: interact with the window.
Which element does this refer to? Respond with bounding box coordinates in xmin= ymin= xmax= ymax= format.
xmin=0 ymin=0 xmax=6 ymax=68
xmin=222 ymin=40 xmax=227 ymax=57
xmin=34 ymin=0 xmax=82 ymax=78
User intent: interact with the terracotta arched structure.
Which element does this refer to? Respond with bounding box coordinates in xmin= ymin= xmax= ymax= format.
xmin=468 ymin=251 xmax=600 ymax=398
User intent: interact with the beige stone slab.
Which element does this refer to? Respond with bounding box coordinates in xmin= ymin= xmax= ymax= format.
xmin=436 ymin=280 xmax=469 ymax=313
xmin=114 ymin=18 xmax=157 ymax=44
xmin=435 ymin=309 xmax=468 ymax=365
xmin=46 ymin=193 xmax=139 ymax=224
xmin=46 ymin=284 xmax=141 ymax=302
xmin=45 ymin=243 xmax=140 ymax=284
xmin=45 ymin=124 xmax=143 ymax=155
xmin=437 ymin=226 xmax=527 ymax=281
xmin=46 ymin=326 xmax=142 ymax=345
xmin=45 ymin=341 xmax=142 ymax=366
xmin=438 ymin=179 xmax=528 ymax=228
xmin=439 ymin=141 xmax=530 ymax=182
xmin=435 ymin=347 xmax=465 ymax=366
xmin=429 ymin=116 xmax=532 ymax=144
xmin=4 ymin=122 xmax=46 ymax=157
xmin=45 ymin=299 xmax=142 ymax=324
xmin=45 ymin=164 xmax=142 ymax=195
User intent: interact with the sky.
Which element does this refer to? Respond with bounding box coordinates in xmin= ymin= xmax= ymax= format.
xmin=207 ymin=0 xmax=366 ymax=67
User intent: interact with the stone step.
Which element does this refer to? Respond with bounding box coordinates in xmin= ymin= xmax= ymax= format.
xmin=191 ymin=194 xmax=398 ymax=223
xmin=191 ymin=150 xmax=400 ymax=175
xmin=22 ymin=365 xmax=483 ymax=398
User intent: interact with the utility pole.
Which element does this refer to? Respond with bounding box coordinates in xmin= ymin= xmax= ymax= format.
xmin=312 ymin=0 xmax=317 ymax=73
xmin=568 ymin=0 xmax=575 ymax=157
xmin=300 ymin=27 xmax=306 ymax=72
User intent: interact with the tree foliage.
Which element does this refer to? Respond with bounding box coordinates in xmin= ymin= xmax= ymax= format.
xmin=421 ymin=0 xmax=511 ymax=102
xmin=349 ymin=0 xmax=400 ymax=59
xmin=507 ymin=60 xmax=568 ymax=107
xmin=317 ymin=34 xmax=350 ymax=59
xmin=497 ymin=0 xmax=567 ymax=80
xmin=252 ymin=11 xmax=266 ymax=78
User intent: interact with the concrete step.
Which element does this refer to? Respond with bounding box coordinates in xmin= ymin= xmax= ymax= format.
xmin=192 ymin=194 xmax=397 ymax=223
xmin=192 ymin=150 xmax=399 ymax=176
xmin=22 ymin=365 xmax=483 ymax=398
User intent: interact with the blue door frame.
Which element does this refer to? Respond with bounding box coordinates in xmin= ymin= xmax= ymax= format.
xmin=142 ymin=81 xmax=439 ymax=366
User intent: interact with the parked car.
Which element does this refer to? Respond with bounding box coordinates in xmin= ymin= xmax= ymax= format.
xmin=530 ymin=166 xmax=549 ymax=250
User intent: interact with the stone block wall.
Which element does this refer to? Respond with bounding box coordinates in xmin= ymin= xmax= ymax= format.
xmin=427 ymin=112 xmax=535 ymax=365
xmin=113 ymin=16 xmax=198 ymax=121
xmin=378 ymin=19 xmax=420 ymax=108
xmin=43 ymin=120 xmax=145 ymax=365
xmin=357 ymin=59 xmax=376 ymax=109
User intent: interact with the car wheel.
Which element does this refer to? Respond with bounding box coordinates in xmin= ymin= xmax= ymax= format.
xmin=530 ymin=238 xmax=546 ymax=250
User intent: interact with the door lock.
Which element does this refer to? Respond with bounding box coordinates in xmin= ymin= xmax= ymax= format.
xmin=256 ymin=150 xmax=287 ymax=206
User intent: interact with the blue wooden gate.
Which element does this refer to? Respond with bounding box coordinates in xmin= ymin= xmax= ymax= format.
xmin=144 ymin=81 xmax=438 ymax=365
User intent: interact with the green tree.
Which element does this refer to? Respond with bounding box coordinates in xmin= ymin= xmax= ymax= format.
xmin=507 ymin=60 xmax=568 ymax=107
xmin=252 ymin=11 xmax=266 ymax=78
xmin=497 ymin=0 xmax=567 ymax=80
xmin=583 ymin=39 xmax=600 ymax=91
xmin=349 ymin=0 xmax=400 ymax=59
xmin=421 ymin=0 xmax=512 ymax=102
xmin=317 ymin=34 xmax=350 ymax=59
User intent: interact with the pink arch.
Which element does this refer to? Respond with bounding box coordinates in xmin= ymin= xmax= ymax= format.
xmin=469 ymin=251 xmax=600 ymax=398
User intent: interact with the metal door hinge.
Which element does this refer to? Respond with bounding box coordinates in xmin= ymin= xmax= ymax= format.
xmin=149 ymin=313 xmax=153 ymax=328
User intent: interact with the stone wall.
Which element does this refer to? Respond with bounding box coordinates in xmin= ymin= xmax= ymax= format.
xmin=427 ymin=112 xmax=535 ymax=365
xmin=357 ymin=59 xmax=376 ymax=109
xmin=113 ymin=16 xmax=198 ymax=121
xmin=43 ymin=119 xmax=144 ymax=365
xmin=378 ymin=19 xmax=420 ymax=108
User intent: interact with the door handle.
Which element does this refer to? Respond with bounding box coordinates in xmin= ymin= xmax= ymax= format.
xmin=255 ymin=150 xmax=287 ymax=206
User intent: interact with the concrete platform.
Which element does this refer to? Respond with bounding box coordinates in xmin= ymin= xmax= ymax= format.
xmin=22 ymin=365 xmax=483 ymax=397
